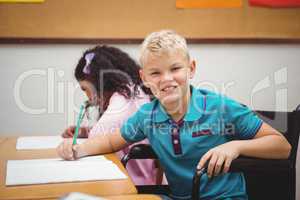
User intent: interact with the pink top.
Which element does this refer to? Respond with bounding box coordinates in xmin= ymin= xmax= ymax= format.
xmin=88 ymin=88 xmax=157 ymax=185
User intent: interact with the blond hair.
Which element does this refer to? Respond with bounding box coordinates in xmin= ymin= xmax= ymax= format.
xmin=140 ymin=30 xmax=189 ymax=66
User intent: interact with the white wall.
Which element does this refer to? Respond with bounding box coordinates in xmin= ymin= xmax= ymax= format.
xmin=0 ymin=44 xmax=300 ymax=198
xmin=1 ymin=44 xmax=299 ymax=135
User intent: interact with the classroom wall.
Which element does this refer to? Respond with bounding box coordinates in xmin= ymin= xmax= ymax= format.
xmin=1 ymin=0 xmax=300 ymax=40
xmin=1 ymin=44 xmax=299 ymax=135
xmin=0 ymin=44 xmax=300 ymax=199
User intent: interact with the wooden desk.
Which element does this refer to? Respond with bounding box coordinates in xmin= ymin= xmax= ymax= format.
xmin=46 ymin=194 xmax=162 ymax=200
xmin=0 ymin=137 xmax=137 ymax=200
xmin=108 ymin=195 xmax=161 ymax=200
xmin=0 ymin=137 xmax=7 ymax=145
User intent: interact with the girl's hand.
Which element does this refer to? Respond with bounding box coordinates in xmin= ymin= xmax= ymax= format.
xmin=197 ymin=141 xmax=241 ymax=178
xmin=56 ymin=139 xmax=86 ymax=160
xmin=61 ymin=126 xmax=89 ymax=138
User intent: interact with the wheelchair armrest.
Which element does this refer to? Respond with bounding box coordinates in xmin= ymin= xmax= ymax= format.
xmin=192 ymin=157 xmax=290 ymax=200
xmin=229 ymin=157 xmax=290 ymax=173
xmin=121 ymin=144 xmax=158 ymax=167
xmin=122 ymin=145 xmax=291 ymax=199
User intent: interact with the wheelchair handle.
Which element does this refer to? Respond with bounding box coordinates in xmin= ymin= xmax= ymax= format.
xmin=191 ymin=157 xmax=289 ymax=200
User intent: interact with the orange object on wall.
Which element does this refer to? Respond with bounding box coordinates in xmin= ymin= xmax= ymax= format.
xmin=0 ymin=0 xmax=44 ymax=2
xmin=249 ymin=0 xmax=300 ymax=7
xmin=176 ymin=0 xmax=242 ymax=8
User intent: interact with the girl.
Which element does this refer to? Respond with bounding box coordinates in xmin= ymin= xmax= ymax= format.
xmin=61 ymin=45 xmax=157 ymax=185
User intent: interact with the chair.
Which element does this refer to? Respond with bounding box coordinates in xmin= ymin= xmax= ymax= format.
xmin=193 ymin=108 xmax=300 ymax=200
xmin=121 ymin=107 xmax=300 ymax=200
xmin=121 ymin=144 xmax=170 ymax=195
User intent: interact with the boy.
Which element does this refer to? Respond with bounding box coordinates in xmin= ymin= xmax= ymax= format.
xmin=57 ymin=30 xmax=291 ymax=200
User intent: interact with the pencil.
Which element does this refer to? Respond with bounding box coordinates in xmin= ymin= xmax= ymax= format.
xmin=72 ymin=104 xmax=85 ymax=145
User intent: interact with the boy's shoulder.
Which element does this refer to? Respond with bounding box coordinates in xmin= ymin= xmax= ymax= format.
xmin=196 ymin=88 xmax=218 ymax=96
xmin=194 ymin=87 xmax=225 ymax=103
xmin=135 ymin=99 xmax=159 ymax=116
xmin=194 ymin=87 xmax=244 ymax=109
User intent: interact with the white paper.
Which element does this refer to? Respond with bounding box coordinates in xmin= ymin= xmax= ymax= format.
xmin=6 ymin=156 xmax=127 ymax=186
xmin=16 ymin=136 xmax=87 ymax=150
xmin=61 ymin=192 xmax=107 ymax=200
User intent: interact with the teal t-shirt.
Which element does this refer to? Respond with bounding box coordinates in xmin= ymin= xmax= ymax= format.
xmin=121 ymin=86 xmax=263 ymax=200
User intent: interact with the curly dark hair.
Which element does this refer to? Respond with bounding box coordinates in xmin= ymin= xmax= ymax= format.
xmin=75 ymin=45 xmax=152 ymax=104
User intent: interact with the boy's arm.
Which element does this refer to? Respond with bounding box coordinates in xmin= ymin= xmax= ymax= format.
xmin=234 ymin=122 xmax=291 ymax=159
xmin=57 ymin=129 xmax=128 ymax=160
xmin=198 ymin=122 xmax=291 ymax=178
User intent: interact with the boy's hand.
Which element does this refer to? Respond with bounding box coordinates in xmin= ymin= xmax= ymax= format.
xmin=56 ymin=139 xmax=86 ymax=160
xmin=61 ymin=126 xmax=89 ymax=138
xmin=197 ymin=141 xmax=241 ymax=178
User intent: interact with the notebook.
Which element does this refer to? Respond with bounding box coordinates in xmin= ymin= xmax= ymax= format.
xmin=60 ymin=192 xmax=107 ymax=200
xmin=16 ymin=136 xmax=87 ymax=150
xmin=6 ymin=155 xmax=127 ymax=186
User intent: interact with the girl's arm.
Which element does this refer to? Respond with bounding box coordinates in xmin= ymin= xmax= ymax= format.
xmin=58 ymin=93 xmax=146 ymax=160
xmin=88 ymin=92 xmax=143 ymax=138
xmin=57 ymin=129 xmax=128 ymax=160
xmin=61 ymin=126 xmax=90 ymax=138
xmin=197 ymin=122 xmax=291 ymax=178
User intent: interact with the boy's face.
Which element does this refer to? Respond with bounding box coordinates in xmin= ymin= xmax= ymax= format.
xmin=140 ymin=50 xmax=196 ymax=107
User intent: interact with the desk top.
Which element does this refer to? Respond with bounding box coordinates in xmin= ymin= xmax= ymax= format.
xmin=108 ymin=194 xmax=161 ymax=200
xmin=0 ymin=137 xmax=7 ymax=145
xmin=0 ymin=137 xmax=137 ymax=200
xmin=45 ymin=194 xmax=162 ymax=200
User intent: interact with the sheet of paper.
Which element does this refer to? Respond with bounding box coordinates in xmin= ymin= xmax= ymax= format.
xmin=16 ymin=136 xmax=87 ymax=150
xmin=60 ymin=192 xmax=107 ymax=200
xmin=6 ymin=156 xmax=127 ymax=186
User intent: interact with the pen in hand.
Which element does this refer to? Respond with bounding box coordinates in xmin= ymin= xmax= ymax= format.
xmin=72 ymin=104 xmax=85 ymax=159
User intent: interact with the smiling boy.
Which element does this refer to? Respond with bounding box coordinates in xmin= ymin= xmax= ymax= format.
xmin=57 ymin=30 xmax=291 ymax=200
